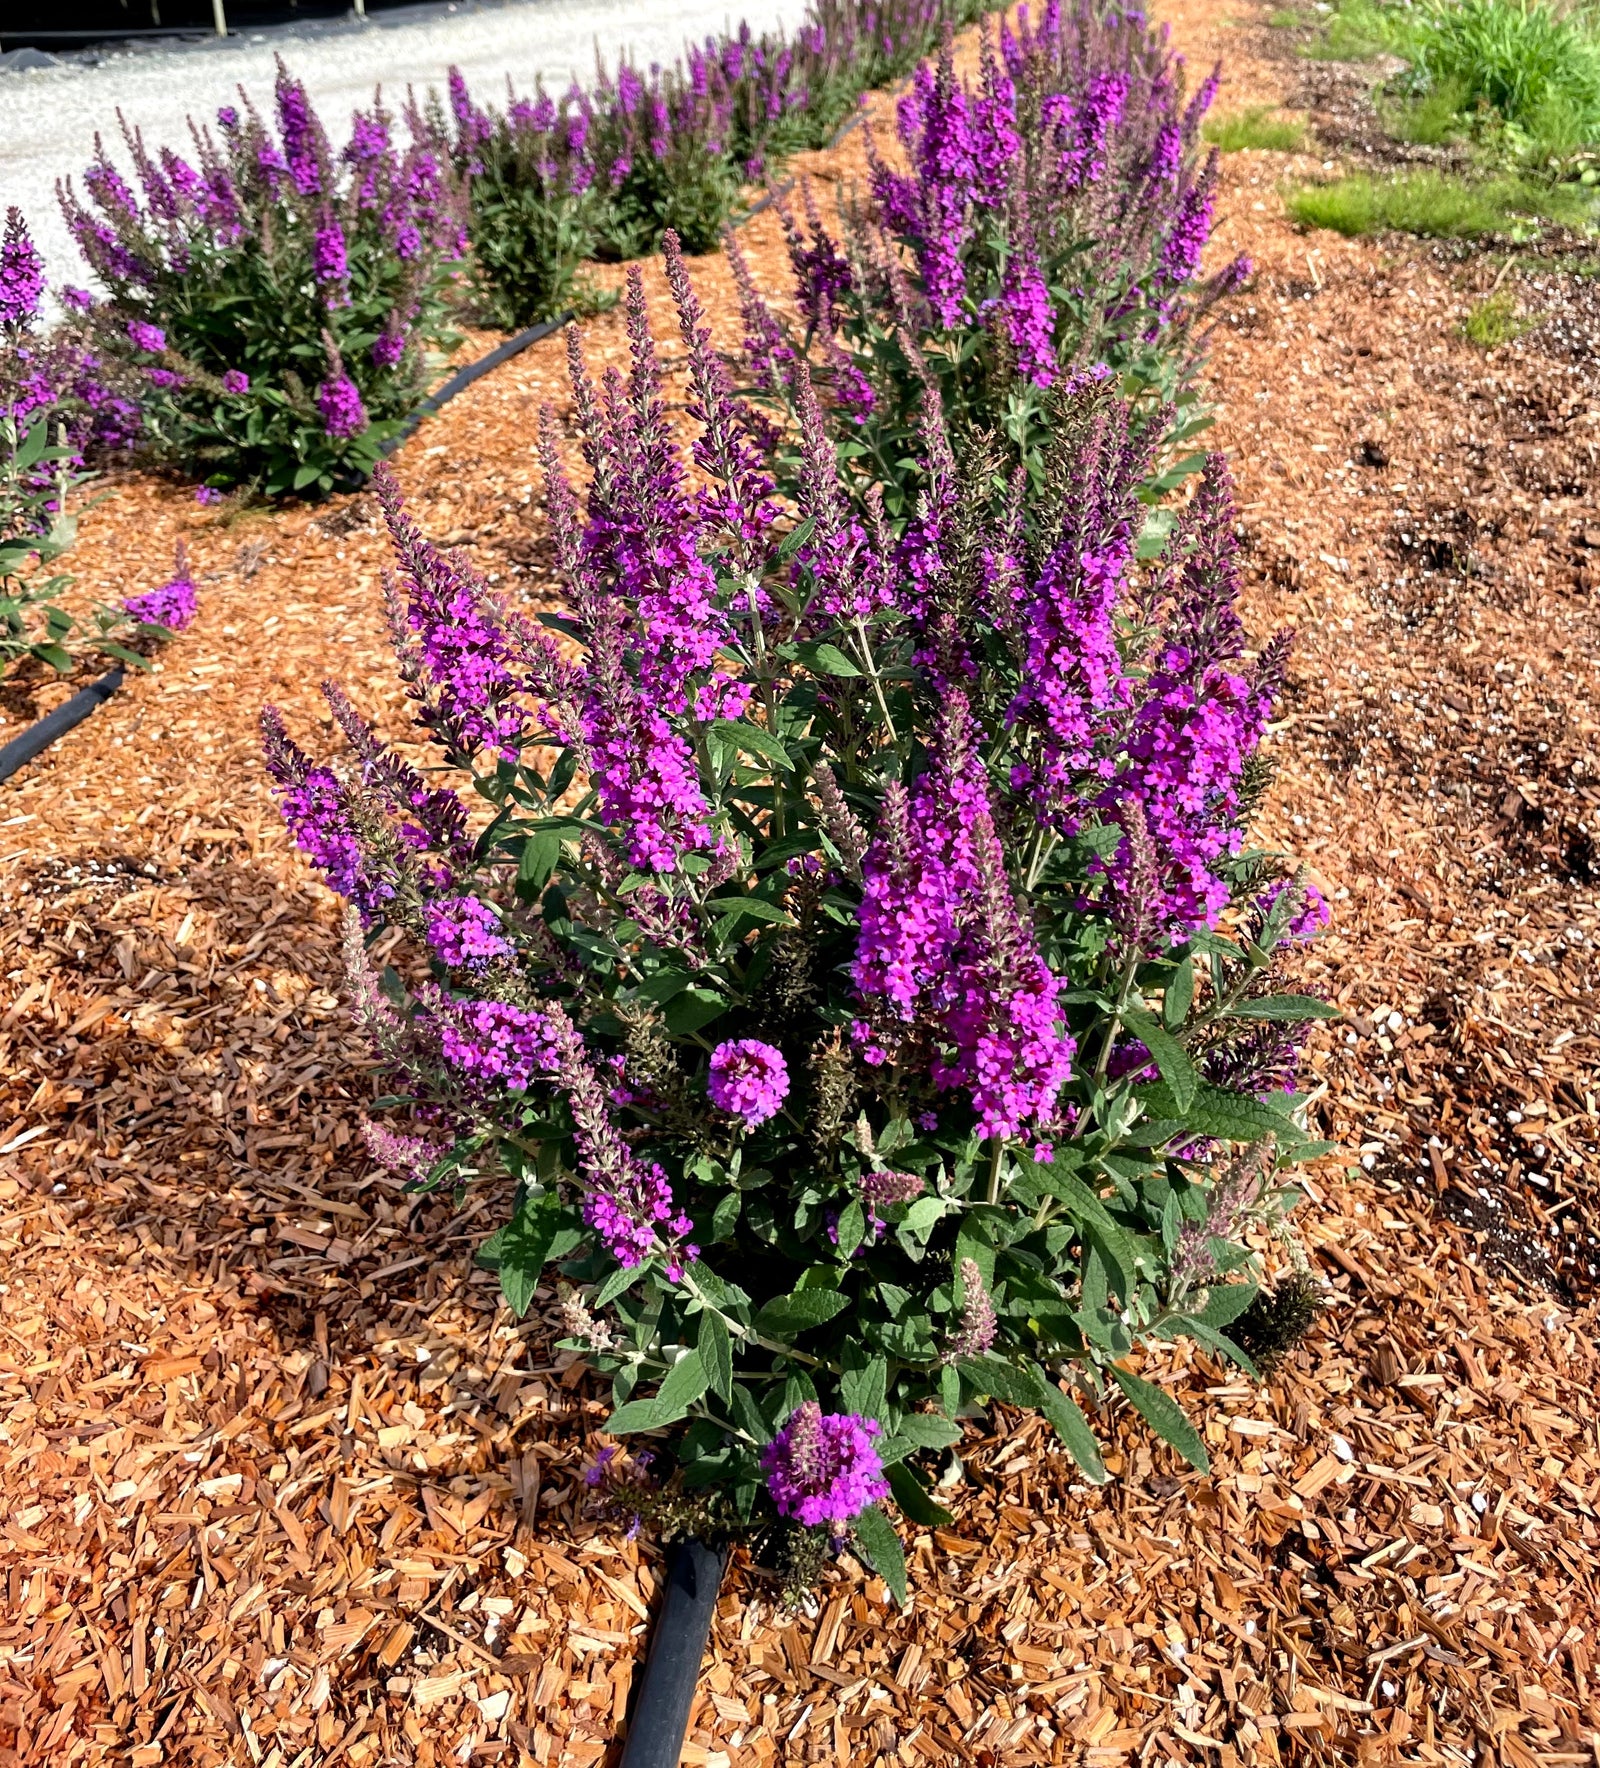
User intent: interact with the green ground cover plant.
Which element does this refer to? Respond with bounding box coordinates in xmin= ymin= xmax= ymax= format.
xmin=1286 ymin=166 xmax=1594 ymax=233
xmin=1203 ymin=107 xmax=1308 ymax=151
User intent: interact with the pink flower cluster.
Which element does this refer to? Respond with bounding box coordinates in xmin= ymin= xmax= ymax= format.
xmin=707 ymin=1039 xmax=790 ymax=1127
xmin=761 ymin=1402 xmax=889 ymax=1528
xmin=424 ymin=895 xmax=515 ymax=969
xmin=853 ymin=691 xmax=1076 ymax=1140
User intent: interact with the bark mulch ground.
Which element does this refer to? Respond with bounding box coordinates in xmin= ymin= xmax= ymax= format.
xmin=2 ymin=3 xmax=1597 ymax=1764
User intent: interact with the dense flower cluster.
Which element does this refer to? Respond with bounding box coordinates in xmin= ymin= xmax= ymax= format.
xmin=122 ymin=541 xmax=198 ymax=631
xmin=854 ymin=690 xmax=1077 ymax=1139
xmin=761 ymin=1403 xmax=890 ymax=1526
xmin=707 ymin=1038 xmax=791 ymax=1126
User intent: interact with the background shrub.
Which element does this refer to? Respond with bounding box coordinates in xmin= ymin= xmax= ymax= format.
xmin=444 ymin=0 xmax=998 ymax=328
xmin=58 ymin=65 xmax=468 ymax=496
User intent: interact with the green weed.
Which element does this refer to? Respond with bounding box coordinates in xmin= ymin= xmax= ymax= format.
xmin=1286 ymin=167 xmax=1595 ymax=235
xmin=1409 ymin=0 xmax=1600 ymax=146
xmin=1460 ymin=285 xmax=1536 ymax=342
xmin=1203 ymin=107 xmax=1309 ymax=151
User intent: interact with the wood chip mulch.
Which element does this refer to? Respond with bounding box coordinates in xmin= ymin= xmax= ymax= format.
xmin=2 ymin=3 xmax=1597 ymax=1764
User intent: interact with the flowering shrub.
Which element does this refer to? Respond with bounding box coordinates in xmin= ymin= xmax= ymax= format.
xmin=57 ymin=65 xmax=466 ymax=496
xmin=2 ymin=418 xmax=190 ymax=680
xmin=445 ymin=0 xmax=993 ymax=327
xmin=736 ymin=5 xmax=1251 ymax=520
xmin=265 ymin=239 xmax=1333 ymax=1593
xmin=1 ymin=208 xmax=143 ymax=475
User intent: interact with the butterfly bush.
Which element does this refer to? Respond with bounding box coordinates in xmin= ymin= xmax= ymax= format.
xmin=1 ymin=211 xmax=183 ymax=680
xmin=264 ymin=231 xmax=1333 ymax=1593
xmin=57 ymin=62 xmax=467 ymax=496
xmin=1 ymin=208 xmax=142 ymax=481
xmin=442 ymin=0 xmax=994 ymax=328
xmin=738 ymin=2 xmax=1251 ymax=521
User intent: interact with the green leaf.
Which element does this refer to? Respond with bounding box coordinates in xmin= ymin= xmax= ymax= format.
xmin=835 ymin=1198 xmax=867 ymax=1260
xmin=594 ymin=1264 xmax=639 ymax=1310
xmin=475 ymin=1192 xmax=566 ymax=1318
xmin=892 ymin=1413 xmax=963 ymax=1452
xmin=884 ymin=1458 xmax=953 ymax=1526
xmin=960 ymin=1354 xmax=1036 ymax=1408
xmin=851 ymin=1504 xmax=908 ymax=1606
xmin=898 ymin=1194 xmax=948 ymax=1244
xmin=710 ymin=719 xmax=794 ymax=773
xmin=708 ymin=895 xmax=797 ymax=927
xmin=1197 ymin=1282 xmax=1259 ymax=1329
xmin=1163 ymin=958 xmax=1195 ymax=1030
xmin=1122 ymin=1007 xmax=1198 ymax=1113
xmin=839 ymin=1355 xmax=888 ymax=1425
xmin=650 ymin=1348 xmax=711 ymax=1425
xmin=1226 ymin=995 xmax=1342 ymax=1023
xmin=517 ymin=829 xmax=562 ymax=892
xmin=754 ymin=1287 xmax=851 ymax=1339
xmin=1136 ymin=1082 xmax=1297 ymax=1146
xmin=709 ymin=1190 xmax=742 ymax=1242
xmin=1110 ymin=1366 xmax=1210 ymax=1474
xmin=1028 ymin=1367 xmax=1109 ymax=1483
xmin=789 ymin=639 xmax=861 ymax=677
xmin=663 ymin=988 xmax=728 ymax=1034
xmin=605 ymin=1397 xmax=666 ymax=1435
xmin=697 ymin=1308 xmax=734 ymax=1404
xmin=729 ymin=1380 xmax=773 ymax=1444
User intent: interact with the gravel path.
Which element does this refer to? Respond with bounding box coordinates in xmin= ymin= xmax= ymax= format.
xmin=0 ymin=0 xmax=807 ymax=295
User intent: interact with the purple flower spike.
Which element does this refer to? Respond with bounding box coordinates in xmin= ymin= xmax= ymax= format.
xmin=0 ymin=209 xmax=46 ymax=333
xmin=707 ymin=1039 xmax=789 ymax=1127
xmin=126 ymin=320 xmax=166 ymax=353
xmin=222 ymin=369 xmax=250 ymax=394
xmin=761 ymin=1404 xmax=889 ymax=1527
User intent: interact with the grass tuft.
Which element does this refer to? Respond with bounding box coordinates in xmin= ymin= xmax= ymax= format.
xmin=1286 ymin=167 xmax=1596 ymax=236
xmin=1460 ymin=285 xmax=1536 ymax=343
xmin=1312 ymin=0 xmax=1600 ymax=161
xmin=1204 ymin=107 xmax=1309 ymax=151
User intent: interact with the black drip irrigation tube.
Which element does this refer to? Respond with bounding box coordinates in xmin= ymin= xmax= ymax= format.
xmin=379 ymin=307 xmax=574 ymax=456
xmin=0 ymin=665 xmax=123 ymax=785
xmin=618 ymin=1539 xmax=729 ymax=1768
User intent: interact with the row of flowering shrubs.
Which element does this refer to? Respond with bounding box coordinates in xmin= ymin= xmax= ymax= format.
xmin=443 ymin=0 xmax=993 ymax=328
xmin=5 ymin=0 xmax=997 ymax=503
xmin=1 ymin=211 xmax=193 ymax=682
xmin=261 ymin=6 xmax=1333 ymax=1595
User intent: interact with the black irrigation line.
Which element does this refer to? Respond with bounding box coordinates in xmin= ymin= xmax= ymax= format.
xmin=0 ymin=664 xmax=124 ymax=784
xmin=1 ymin=309 xmax=575 ymax=783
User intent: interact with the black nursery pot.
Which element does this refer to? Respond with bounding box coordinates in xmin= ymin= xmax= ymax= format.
xmin=618 ymin=1538 xmax=729 ymax=1768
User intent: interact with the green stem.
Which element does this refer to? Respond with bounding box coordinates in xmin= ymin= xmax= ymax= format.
xmin=849 ymin=616 xmax=900 ymax=749
xmin=985 ymin=1138 xmax=1006 ymax=1206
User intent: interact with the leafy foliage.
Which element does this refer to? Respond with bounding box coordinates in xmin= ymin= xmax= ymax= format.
xmin=0 ymin=417 xmax=163 ymax=681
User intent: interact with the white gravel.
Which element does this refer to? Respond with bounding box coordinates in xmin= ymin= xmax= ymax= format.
xmin=0 ymin=0 xmax=809 ymax=297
